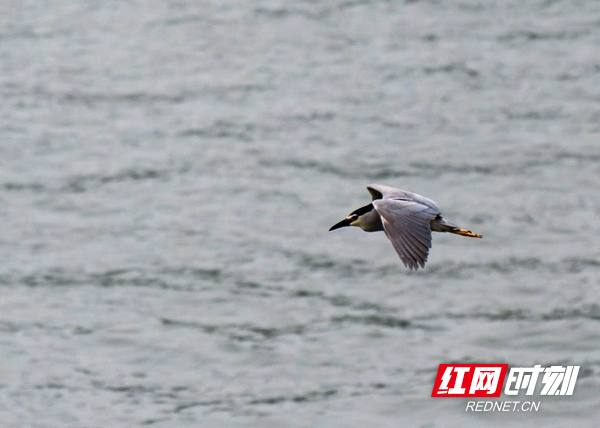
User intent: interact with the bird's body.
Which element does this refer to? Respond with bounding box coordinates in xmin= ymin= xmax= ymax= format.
xmin=329 ymin=184 xmax=482 ymax=270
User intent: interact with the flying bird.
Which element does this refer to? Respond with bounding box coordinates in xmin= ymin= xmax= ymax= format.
xmin=329 ymin=184 xmax=482 ymax=270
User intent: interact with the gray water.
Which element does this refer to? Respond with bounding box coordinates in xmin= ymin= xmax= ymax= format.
xmin=1 ymin=1 xmax=600 ymax=427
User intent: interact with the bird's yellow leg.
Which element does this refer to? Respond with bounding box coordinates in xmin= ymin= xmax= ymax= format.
xmin=451 ymin=229 xmax=483 ymax=238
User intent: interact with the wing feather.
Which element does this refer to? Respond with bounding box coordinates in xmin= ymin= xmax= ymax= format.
xmin=367 ymin=184 xmax=440 ymax=212
xmin=372 ymin=198 xmax=439 ymax=270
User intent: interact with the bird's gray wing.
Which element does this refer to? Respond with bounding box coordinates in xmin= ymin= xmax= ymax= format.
xmin=367 ymin=184 xmax=398 ymax=200
xmin=367 ymin=184 xmax=440 ymax=212
xmin=372 ymin=198 xmax=439 ymax=270
xmin=367 ymin=184 xmax=386 ymax=200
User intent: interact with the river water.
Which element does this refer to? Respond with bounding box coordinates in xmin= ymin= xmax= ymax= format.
xmin=1 ymin=1 xmax=600 ymax=427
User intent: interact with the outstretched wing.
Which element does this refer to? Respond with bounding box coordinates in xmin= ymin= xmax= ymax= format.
xmin=367 ymin=184 xmax=440 ymax=212
xmin=372 ymin=198 xmax=439 ymax=270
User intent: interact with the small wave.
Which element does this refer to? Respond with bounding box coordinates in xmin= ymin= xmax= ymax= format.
xmin=1 ymin=265 xmax=223 ymax=290
xmin=332 ymin=314 xmax=415 ymax=329
xmin=160 ymin=318 xmax=306 ymax=341
xmin=268 ymin=151 xmax=600 ymax=181
xmin=249 ymin=389 xmax=337 ymax=405
xmin=179 ymin=120 xmax=275 ymax=142
xmin=0 ymin=30 xmax=59 ymax=41
xmin=283 ymin=111 xmax=336 ymax=123
xmin=422 ymin=63 xmax=479 ymax=78
xmin=254 ymin=6 xmax=325 ymax=20
xmin=260 ymin=158 xmax=413 ymax=180
xmin=31 ymin=87 xmax=188 ymax=105
xmin=153 ymin=15 xmax=206 ymax=27
xmin=498 ymin=29 xmax=590 ymax=43
xmin=416 ymin=304 xmax=600 ymax=324
xmin=410 ymin=161 xmax=496 ymax=176
xmin=60 ymin=164 xmax=190 ymax=193
xmin=1 ymin=182 xmax=46 ymax=192
xmin=501 ymin=107 xmax=564 ymax=121
xmin=413 ymin=256 xmax=599 ymax=279
xmin=292 ymin=289 xmax=388 ymax=312
xmin=1 ymin=166 xmax=189 ymax=195
xmin=542 ymin=304 xmax=600 ymax=321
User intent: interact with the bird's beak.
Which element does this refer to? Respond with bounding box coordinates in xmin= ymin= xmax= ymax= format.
xmin=329 ymin=217 xmax=353 ymax=231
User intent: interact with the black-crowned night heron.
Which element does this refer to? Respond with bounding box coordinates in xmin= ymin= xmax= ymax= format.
xmin=329 ymin=184 xmax=482 ymax=270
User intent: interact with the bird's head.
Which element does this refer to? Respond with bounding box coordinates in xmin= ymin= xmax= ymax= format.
xmin=329 ymin=204 xmax=374 ymax=231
